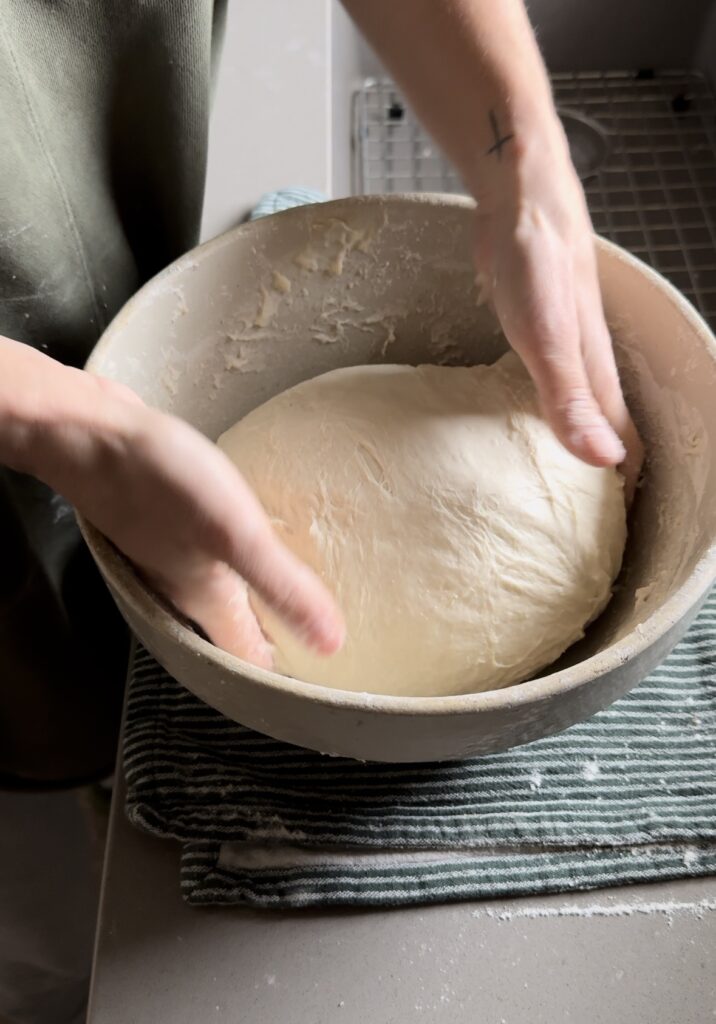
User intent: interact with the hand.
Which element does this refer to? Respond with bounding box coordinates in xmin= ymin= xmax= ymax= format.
xmin=0 ymin=340 xmax=345 ymax=668
xmin=474 ymin=124 xmax=644 ymax=500
xmin=342 ymin=0 xmax=642 ymax=495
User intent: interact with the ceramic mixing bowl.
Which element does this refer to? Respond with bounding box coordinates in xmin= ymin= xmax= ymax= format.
xmin=81 ymin=195 xmax=716 ymax=762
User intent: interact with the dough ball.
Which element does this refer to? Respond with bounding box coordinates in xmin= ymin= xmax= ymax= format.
xmin=217 ymin=353 xmax=626 ymax=697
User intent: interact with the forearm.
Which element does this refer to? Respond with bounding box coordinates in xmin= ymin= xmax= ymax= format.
xmin=0 ymin=335 xmax=124 ymax=488
xmin=342 ymin=0 xmax=566 ymax=207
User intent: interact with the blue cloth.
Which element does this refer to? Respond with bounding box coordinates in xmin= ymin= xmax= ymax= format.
xmin=249 ymin=187 xmax=326 ymax=220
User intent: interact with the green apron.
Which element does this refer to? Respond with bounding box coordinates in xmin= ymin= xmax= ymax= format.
xmin=0 ymin=0 xmax=227 ymax=785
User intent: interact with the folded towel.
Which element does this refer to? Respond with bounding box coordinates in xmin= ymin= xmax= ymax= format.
xmin=124 ymin=589 xmax=716 ymax=908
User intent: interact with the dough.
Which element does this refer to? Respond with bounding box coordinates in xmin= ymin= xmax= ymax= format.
xmin=218 ymin=353 xmax=626 ymax=697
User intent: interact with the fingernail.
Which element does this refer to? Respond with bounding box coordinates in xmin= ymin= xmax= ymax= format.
xmin=602 ymin=429 xmax=627 ymax=464
xmin=569 ymin=423 xmax=626 ymax=465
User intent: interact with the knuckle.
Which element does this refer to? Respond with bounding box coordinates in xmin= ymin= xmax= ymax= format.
xmin=267 ymin=583 xmax=312 ymax=631
xmin=557 ymin=388 xmax=601 ymax=430
xmin=536 ymin=338 xmax=577 ymax=371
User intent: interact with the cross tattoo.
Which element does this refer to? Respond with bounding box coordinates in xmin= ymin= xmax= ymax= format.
xmin=486 ymin=109 xmax=514 ymax=160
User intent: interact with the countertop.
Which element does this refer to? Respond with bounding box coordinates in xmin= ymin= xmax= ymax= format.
xmin=88 ymin=768 xmax=716 ymax=1023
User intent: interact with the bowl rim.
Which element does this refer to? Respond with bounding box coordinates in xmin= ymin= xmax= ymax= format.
xmin=82 ymin=192 xmax=716 ymax=716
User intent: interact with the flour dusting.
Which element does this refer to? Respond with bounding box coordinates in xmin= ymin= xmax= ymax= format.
xmin=473 ymin=897 xmax=716 ymax=923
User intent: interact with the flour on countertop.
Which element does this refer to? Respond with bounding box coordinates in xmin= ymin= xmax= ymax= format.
xmin=473 ymin=897 xmax=716 ymax=923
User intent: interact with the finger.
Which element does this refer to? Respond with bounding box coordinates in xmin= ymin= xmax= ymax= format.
xmin=129 ymin=418 xmax=346 ymax=658
xmin=93 ymin=374 xmax=145 ymax=407
xmin=225 ymin=518 xmax=346 ymax=656
xmin=200 ymin=466 xmax=346 ymax=656
xmin=502 ymin=281 xmax=626 ymax=468
xmin=154 ymin=562 xmax=274 ymax=669
xmin=576 ymin=272 xmax=645 ymax=503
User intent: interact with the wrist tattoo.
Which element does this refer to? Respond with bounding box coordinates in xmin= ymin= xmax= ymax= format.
xmin=486 ymin=109 xmax=514 ymax=160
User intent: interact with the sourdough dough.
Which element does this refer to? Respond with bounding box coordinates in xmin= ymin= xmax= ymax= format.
xmin=218 ymin=353 xmax=626 ymax=697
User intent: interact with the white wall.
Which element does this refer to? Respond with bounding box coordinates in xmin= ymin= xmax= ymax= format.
xmin=201 ymin=0 xmax=333 ymax=241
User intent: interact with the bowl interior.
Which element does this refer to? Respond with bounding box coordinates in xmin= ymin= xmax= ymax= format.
xmin=87 ymin=194 xmax=716 ymax=689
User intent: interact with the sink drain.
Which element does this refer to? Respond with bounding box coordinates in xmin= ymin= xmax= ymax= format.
xmin=557 ymin=108 xmax=611 ymax=180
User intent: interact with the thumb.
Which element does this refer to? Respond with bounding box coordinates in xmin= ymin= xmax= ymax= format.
xmin=150 ymin=561 xmax=274 ymax=669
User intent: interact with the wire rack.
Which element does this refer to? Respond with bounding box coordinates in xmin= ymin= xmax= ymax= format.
xmin=353 ymin=71 xmax=716 ymax=330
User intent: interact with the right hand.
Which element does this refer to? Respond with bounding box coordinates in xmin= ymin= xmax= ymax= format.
xmin=0 ymin=339 xmax=345 ymax=669
xmin=473 ymin=120 xmax=644 ymax=501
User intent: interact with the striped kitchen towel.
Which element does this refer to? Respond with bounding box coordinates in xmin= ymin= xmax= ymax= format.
xmin=124 ymin=589 xmax=716 ymax=908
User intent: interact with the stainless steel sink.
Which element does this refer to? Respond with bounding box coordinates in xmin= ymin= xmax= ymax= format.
xmin=332 ymin=1 xmax=716 ymax=333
